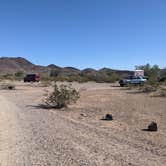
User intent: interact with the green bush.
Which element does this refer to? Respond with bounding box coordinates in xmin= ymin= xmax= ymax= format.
xmin=50 ymin=69 xmax=61 ymax=77
xmin=45 ymin=83 xmax=80 ymax=108
xmin=15 ymin=71 xmax=24 ymax=77
xmin=136 ymin=64 xmax=160 ymax=86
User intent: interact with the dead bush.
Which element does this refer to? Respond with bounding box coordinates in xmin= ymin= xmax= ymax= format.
xmin=154 ymin=88 xmax=166 ymax=97
xmin=0 ymin=83 xmax=15 ymax=90
xmin=139 ymin=84 xmax=157 ymax=93
xmin=45 ymin=83 xmax=80 ymax=108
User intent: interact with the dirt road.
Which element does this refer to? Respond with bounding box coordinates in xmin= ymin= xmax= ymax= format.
xmin=0 ymin=82 xmax=166 ymax=166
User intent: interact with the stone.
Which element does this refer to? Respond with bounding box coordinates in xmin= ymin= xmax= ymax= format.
xmin=148 ymin=121 xmax=158 ymax=131
xmin=102 ymin=114 xmax=113 ymax=121
xmin=80 ymin=113 xmax=88 ymax=117
xmin=105 ymin=114 xmax=113 ymax=120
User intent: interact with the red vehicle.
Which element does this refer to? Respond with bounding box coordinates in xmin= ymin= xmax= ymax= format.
xmin=24 ymin=74 xmax=40 ymax=82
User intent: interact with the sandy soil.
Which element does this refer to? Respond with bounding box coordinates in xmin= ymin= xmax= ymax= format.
xmin=0 ymin=81 xmax=166 ymax=166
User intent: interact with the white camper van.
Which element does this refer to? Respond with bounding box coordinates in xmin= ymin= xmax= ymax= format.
xmin=119 ymin=70 xmax=147 ymax=87
xmin=134 ymin=70 xmax=144 ymax=77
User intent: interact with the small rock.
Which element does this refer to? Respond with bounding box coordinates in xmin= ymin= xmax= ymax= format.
xmin=8 ymin=86 xmax=15 ymax=90
xmin=105 ymin=114 xmax=113 ymax=120
xmin=148 ymin=121 xmax=158 ymax=131
xmin=80 ymin=113 xmax=88 ymax=117
xmin=102 ymin=114 xmax=113 ymax=121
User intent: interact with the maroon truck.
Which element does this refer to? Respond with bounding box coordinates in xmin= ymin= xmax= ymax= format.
xmin=24 ymin=74 xmax=40 ymax=82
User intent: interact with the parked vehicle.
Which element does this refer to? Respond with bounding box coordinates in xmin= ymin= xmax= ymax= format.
xmin=119 ymin=76 xmax=147 ymax=87
xmin=134 ymin=70 xmax=144 ymax=77
xmin=24 ymin=74 xmax=40 ymax=82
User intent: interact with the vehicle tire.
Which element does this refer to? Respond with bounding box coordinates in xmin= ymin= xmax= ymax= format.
xmin=120 ymin=84 xmax=124 ymax=87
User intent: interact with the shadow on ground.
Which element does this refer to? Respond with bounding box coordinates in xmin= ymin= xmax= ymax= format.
xmin=110 ymin=85 xmax=121 ymax=87
xmin=26 ymin=104 xmax=58 ymax=110
xmin=126 ymin=91 xmax=145 ymax=94
xmin=141 ymin=129 xmax=157 ymax=132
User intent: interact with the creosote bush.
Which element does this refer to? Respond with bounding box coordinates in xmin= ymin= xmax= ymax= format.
xmin=45 ymin=83 xmax=80 ymax=108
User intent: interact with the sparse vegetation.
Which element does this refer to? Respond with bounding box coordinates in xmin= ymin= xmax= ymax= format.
xmin=0 ymin=58 xmax=165 ymax=86
xmin=0 ymin=83 xmax=15 ymax=90
xmin=134 ymin=64 xmax=165 ymax=93
xmin=154 ymin=88 xmax=166 ymax=97
xmin=50 ymin=69 xmax=61 ymax=77
xmin=136 ymin=64 xmax=160 ymax=87
xmin=14 ymin=71 xmax=24 ymax=80
xmin=45 ymin=83 xmax=80 ymax=108
xmin=2 ymin=74 xmax=14 ymax=80
xmin=15 ymin=71 xmax=24 ymax=77
xmin=140 ymin=84 xmax=157 ymax=93
xmin=158 ymin=88 xmax=166 ymax=97
xmin=0 ymin=71 xmax=24 ymax=81
xmin=40 ymin=80 xmax=52 ymax=87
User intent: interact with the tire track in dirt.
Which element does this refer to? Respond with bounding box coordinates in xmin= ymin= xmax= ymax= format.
xmin=0 ymin=95 xmax=25 ymax=166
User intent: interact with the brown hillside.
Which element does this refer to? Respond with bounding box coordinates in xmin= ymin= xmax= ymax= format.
xmin=0 ymin=57 xmax=35 ymax=74
xmin=0 ymin=57 xmax=133 ymax=78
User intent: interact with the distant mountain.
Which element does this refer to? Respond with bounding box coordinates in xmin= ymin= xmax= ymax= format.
xmin=62 ymin=67 xmax=80 ymax=76
xmin=81 ymin=68 xmax=98 ymax=75
xmin=99 ymin=67 xmax=134 ymax=76
xmin=0 ymin=57 xmax=35 ymax=74
xmin=47 ymin=64 xmax=61 ymax=69
xmin=0 ymin=57 xmax=132 ymax=79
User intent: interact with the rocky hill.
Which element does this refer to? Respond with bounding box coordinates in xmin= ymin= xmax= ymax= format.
xmin=0 ymin=57 xmax=35 ymax=74
xmin=0 ymin=57 xmax=132 ymax=80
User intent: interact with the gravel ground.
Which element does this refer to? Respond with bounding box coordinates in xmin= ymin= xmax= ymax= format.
xmin=0 ymin=82 xmax=166 ymax=166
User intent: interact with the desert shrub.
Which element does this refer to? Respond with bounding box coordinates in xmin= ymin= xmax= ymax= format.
xmin=140 ymin=84 xmax=157 ymax=93
xmin=50 ymin=69 xmax=61 ymax=77
xmin=14 ymin=71 xmax=25 ymax=80
xmin=39 ymin=72 xmax=120 ymax=83
xmin=54 ymin=75 xmax=68 ymax=82
xmin=82 ymin=74 xmax=106 ymax=83
xmin=40 ymin=75 xmax=52 ymax=81
xmin=155 ymin=88 xmax=166 ymax=97
xmin=45 ymin=83 xmax=80 ymax=108
xmin=136 ymin=64 xmax=160 ymax=86
xmin=67 ymin=75 xmax=89 ymax=83
xmin=109 ymin=72 xmax=120 ymax=82
xmin=2 ymin=74 xmax=14 ymax=80
xmin=82 ymin=72 xmax=120 ymax=83
xmin=0 ymin=83 xmax=15 ymax=90
xmin=159 ymin=88 xmax=166 ymax=97
xmin=15 ymin=71 xmax=24 ymax=77
xmin=159 ymin=77 xmax=166 ymax=85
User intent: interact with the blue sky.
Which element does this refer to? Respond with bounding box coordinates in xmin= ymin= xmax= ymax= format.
xmin=0 ymin=0 xmax=165 ymax=70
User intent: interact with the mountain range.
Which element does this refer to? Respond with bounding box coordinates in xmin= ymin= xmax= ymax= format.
xmin=0 ymin=57 xmax=133 ymax=78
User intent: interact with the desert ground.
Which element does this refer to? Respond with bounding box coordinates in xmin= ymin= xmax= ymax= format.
xmin=0 ymin=81 xmax=166 ymax=166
